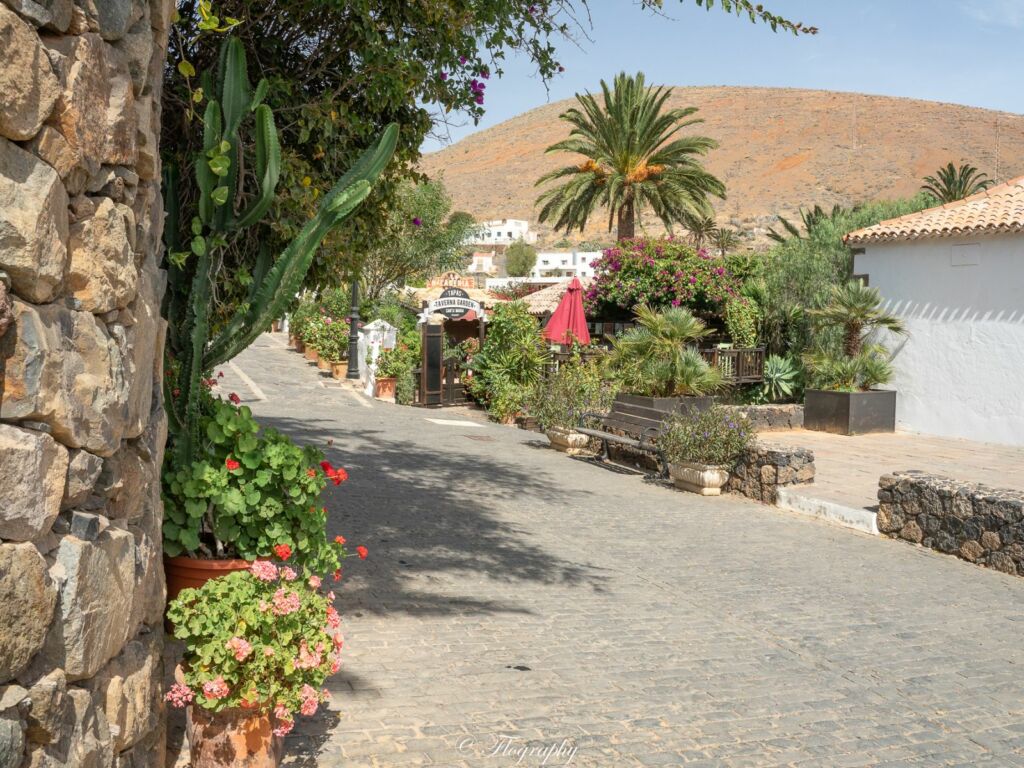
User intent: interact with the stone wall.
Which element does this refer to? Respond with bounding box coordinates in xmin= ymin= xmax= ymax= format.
xmin=878 ymin=472 xmax=1024 ymax=576
xmin=727 ymin=443 xmax=815 ymax=504
xmin=0 ymin=0 xmax=171 ymax=763
xmin=722 ymin=404 xmax=803 ymax=432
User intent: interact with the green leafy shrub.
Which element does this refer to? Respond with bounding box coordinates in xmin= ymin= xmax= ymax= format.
xmin=313 ymin=317 xmax=350 ymax=362
xmin=467 ymin=302 xmax=549 ymax=421
xmin=162 ymin=397 xmax=347 ymax=574
xmin=528 ymin=352 xmax=617 ymax=431
xmin=289 ymin=297 xmax=317 ymax=341
xmin=165 ymin=564 xmax=346 ymax=736
xmin=723 ymin=297 xmax=759 ymax=347
xmin=660 ymin=406 xmax=754 ymax=467
xmin=607 ymin=304 xmax=724 ymax=397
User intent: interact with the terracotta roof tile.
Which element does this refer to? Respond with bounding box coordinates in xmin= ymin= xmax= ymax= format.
xmin=845 ymin=175 xmax=1024 ymax=245
xmin=522 ymin=278 xmax=594 ymax=316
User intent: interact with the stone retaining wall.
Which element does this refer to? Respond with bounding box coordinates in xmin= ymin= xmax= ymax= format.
xmin=878 ymin=472 xmax=1024 ymax=576
xmin=727 ymin=443 xmax=815 ymax=504
xmin=0 ymin=0 xmax=171 ymax=763
xmin=722 ymin=404 xmax=803 ymax=432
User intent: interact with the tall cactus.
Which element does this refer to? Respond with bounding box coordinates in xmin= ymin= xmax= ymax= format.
xmin=163 ymin=36 xmax=398 ymax=461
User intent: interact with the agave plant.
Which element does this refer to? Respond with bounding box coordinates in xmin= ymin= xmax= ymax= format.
xmin=163 ymin=36 xmax=398 ymax=461
xmin=756 ymin=355 xmax=800 ymax=403
xmin=804 ymin=281 xmax=907 ymax=392
xmin=921 ymin=162 xmax=994 ymax=203
xmin=608 ymin=304 xmax=723 ymax=397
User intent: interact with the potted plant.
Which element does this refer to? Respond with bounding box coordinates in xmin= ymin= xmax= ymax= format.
xmin=162 ymin=395 xmax=350 ymax=601
xmin=166 ymin=559 xmax=351 ymax=766
xmin=660 ymin=406 xmax=754 ymax=495
xmin=528 ymin=350 xmax=616 ymax=454
xmin=373 ymin=347 xmax=402 ymax=400
xmin=803 ymin=281 xmax=907 ymax=435
xmin=311 ymin=316 xmax=350 ymax=379
xmin=301 ymin=314 xmax=325 ymax=362
xmin=288 ymin=299 xmax=316 ymax=352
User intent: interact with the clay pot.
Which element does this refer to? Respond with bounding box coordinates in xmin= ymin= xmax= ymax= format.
xmin=304 ymin=347 xmax=318 ymax=362
xmin=293 ymin=339 xmax=305 ymax=353
xmin=164 ymin=556 xmax=251 ymax=606
xmin=374 ymin=377 xmax=397 ymax=400
xmin=288 ymin=335 xmax=300 ymax=349
xmin=331 ymin=362 xmax=347 ymax=380
xmin=317 ymin=356 xmax=332 ymax=371
xmin=187 ymin=705 xmax=283 ymax=768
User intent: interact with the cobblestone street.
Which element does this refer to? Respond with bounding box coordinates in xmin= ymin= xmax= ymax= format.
xmin=223 ymin=335 xmax=1024 ymax=767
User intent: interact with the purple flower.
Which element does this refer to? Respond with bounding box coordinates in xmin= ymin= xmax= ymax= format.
xmin=481 ymin=69 xmax=490 ymax=80
xmin=475 ymin=94 xmax=484 ymax=105
xmin=412 ymin=217 xmax=422 ymax=227
xmin=440 ymin=72 xmax=448 ymax=81
xmin=689 ymin=276 xmax=697 ymax=284
xmin=459 ymin=55 xmax=467 ymax=65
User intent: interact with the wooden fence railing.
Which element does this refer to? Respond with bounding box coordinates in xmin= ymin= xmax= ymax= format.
xmin=699 ymin=347 xmax=765 ymax=384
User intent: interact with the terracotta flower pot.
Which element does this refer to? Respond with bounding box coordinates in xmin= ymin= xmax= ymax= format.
xmin=546 ymin=426 xmax=589 ymax=455
xmin=288 ymin=335 xmax=300 ymax=349
xmin=317 ymin=356 xmax=332 ymax=371
xmin=164 ymin=556 xmax=251 ymax=606
xmin=668 ymin=462 xmax=730 ymax=496
xmin=293 ymin=339 xmax=305 ymax=353
xmin=187 ymin=705 xmax=283 ymax=768
xmin=374 ymin=377 xmax=397 ymax=400
xmin=304 ymin=347 xmax=318 ymax=362
xmin=331 ymin=362 xmax=347 ymax=379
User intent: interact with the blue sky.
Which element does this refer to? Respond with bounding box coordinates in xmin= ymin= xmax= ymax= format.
xmin=423 ymin=0 xmax=1024 ymax=152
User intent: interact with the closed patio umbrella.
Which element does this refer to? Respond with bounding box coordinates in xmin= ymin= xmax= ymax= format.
xmin=543 ymin=277 xmax=591 ymax=345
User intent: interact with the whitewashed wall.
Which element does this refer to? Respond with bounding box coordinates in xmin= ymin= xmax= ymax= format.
xmin=854 ymin=235 xmax=1024 ymax=446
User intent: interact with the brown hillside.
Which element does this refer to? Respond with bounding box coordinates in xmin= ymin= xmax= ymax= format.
xmin=420 ymin=86 xmax=1024 ymax=245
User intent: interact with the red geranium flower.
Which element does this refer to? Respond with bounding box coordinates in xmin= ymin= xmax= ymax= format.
xmin=225 ymin=457 xmax=240 ymax=471
xmin=228 ymin=392 xmax=241 ymax=405
xmin=274 ymin=543 xmax=292 ymax=561
xmin=356 ymin=546 xmax=368 ymax=560
xmin=332 ymin=569 xmax=342 ymax=582
xmin=330 ymin=467 xmax=348 ymax=486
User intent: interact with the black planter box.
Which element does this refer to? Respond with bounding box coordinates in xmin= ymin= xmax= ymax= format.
xmin=804 ymin=389 xmax=896 ymax=435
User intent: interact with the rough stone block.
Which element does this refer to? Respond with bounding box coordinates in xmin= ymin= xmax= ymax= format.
xmin=24 ymin=668 xmax=67 ymax=745
xmin=67 ymin=196 xmax=138 ymax=314
xmin=900 ymin=521 xmax=923 ymax=544
xmin=0 ymin=542 xmax=56 ymax=682
xmin=0 ymin=138 xmax=69 ymax=303
xmin=1 ymin=299 xmax=131 ymax=456
xmin=82 ymin=631 xmax=161 ymax=752
xmin=74 ymin=0 xmax=136 ymax=40
xmin=981 ymin=530 xmax=1002 ymax=552
xmin=62 ymin=449 xmax=103 ymax=510
xmin=33 ymin=528 xmax=135 ymax=681
xmin=0 ymin=5 xmax=60 ymax=140
xmin=23 ymin=687 xmax=113 ymax=767
xmin=0 ymin=424 xmax=69 ymax=541
xmin=959 ymin=540 xmax=984 ymax=562
xmin=1 ymin=0 xmax=71 ymax=29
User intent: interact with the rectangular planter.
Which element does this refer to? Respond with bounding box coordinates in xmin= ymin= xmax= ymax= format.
xmin=804 ymin=389 xmax=896 ymax=435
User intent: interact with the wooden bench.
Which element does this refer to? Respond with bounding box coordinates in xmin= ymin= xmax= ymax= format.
xmin=577 ymin=394 xmax=713 ymax=477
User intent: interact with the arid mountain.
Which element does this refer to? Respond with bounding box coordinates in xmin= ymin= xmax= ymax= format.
xmin=420 ymin=86 xmax=1024 ymax=246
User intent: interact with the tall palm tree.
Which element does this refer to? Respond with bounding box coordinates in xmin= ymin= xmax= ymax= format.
xmin=921 ymin=162 xmax=994 ymax=203
xmin=535 ymin=72 xmax=725 ymax=241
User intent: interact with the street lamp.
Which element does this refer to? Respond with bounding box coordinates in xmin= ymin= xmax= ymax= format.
xmin=345 ymin=278 xmax=361 ymax=379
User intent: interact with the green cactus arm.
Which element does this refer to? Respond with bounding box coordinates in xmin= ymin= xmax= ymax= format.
xmin=182 ymin=251 xmax=213 ymax=460
xmin=219 ymin=37 xmax=251 ymax=138
xmin=203 ymin=179 xmax=372 ymax=368
xmin=320 ymin=123 xmax=399 ymax=211
xmin=197 ymin=100 xmax=222 ymax=226
xmin=233 ymin=104 xmax=281 ymax=230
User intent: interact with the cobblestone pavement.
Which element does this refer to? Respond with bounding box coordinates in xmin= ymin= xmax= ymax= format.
xmin=222 ymin=335 xmax=1024 ymax=768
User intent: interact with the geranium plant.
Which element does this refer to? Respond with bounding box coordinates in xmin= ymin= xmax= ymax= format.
xmin=163 ymin=396 xmax=349 ymax=574
xmin=165 ymin=560 xmax=353 ymax=736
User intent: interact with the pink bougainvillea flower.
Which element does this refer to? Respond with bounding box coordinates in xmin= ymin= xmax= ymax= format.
xmin=274 ymin=543 xmax=292 ymax=561
xmin=271 ymin=588 xmax=301 ymax=616
xmin=225 ymin=457 xmax=240 ymax=471
xmin=165 ymin=683 xmax=193 ymax=708
xmin=324 ymin=316 xmax=333 ymax=325
xmin=228 ymin=392 xmax=241 ymax=405
xmin=440 ymin=71 xmax=448 ymax=81
xmin=202 ymin=677 xmax=230 ymax=700
xmin=458 ymin=55 xmax=467 ymax=64
xmin=250 ymin=560 xmax=278 ymax=582
xmin=226 ymin=636 xmax=253 ymax=662
xmin=412 ymin=217 xmax=422 ymax=227
xmin=356 ymin=546 xmax=368 ymax=560
xmin=280 ymin=566 xmax=298 ymax=582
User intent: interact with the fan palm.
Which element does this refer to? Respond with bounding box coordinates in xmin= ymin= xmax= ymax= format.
xmin=608 ymin=304 xmax=723 ymax=396
xmin=535 ymin=72 xmax=725 ymax=241
xmin=921 ymin=162 xmax=994 ymax=203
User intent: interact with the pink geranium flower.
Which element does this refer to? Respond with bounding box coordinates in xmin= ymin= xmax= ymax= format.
xmin=165 ymin=683 xmax=193 ymax=708
xmin=250 ymin=560 xmax=278 ymax=582
xmin=226 ymin=636 xmax=253 ymax=661
xmin=271 ymin=588 xmax=301 ymax=616
xmin=203 ymin=677 xmax=230 ymax=700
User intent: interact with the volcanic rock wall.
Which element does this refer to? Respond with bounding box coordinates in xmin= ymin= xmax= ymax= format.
xmin=0 ymin=0 xmax=171 ymax=763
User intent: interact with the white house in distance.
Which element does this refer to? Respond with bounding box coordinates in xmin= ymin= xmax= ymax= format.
xmin=465 ymin=218 xmax=538 ymax=248
xmin=531 ymin=250 xmax=600 ymax=280
xmin=846 ymin=176 xmax=1024 ymax=446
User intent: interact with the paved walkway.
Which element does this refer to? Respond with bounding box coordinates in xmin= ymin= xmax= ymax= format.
xmin=765 ymin=430 xmax=1024 ymax=512
xmin=221 ymin=335 xmax=1024 ymax=767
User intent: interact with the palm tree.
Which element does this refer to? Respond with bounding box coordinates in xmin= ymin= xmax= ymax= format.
xmin=712 ymin=227 xmax=741 ymax=256
xmin=682 ymin=213 xmax=719 ymax=248
xmin=535 ymin=72 xmax=725 ymax=241
xmin=608 ymin=304 xmax=724 ymax=396
xmin=766 ymin=204 xmax=849 ymax=243
xmin=921 ymin=162 xmax=994 ymax=203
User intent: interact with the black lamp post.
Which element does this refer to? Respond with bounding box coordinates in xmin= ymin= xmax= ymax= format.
xmin=345 ymin=278 xmax=361 ymax=379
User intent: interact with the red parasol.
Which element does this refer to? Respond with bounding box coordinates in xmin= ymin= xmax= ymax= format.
xmin=543 ymin=277 xmax=591 ymax=345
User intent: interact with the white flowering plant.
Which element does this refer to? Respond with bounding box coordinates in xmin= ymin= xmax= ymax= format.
xmin=165 ymin=560 xmax=346 ymax=737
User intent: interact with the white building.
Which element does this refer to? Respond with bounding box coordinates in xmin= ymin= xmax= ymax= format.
xmin=846 ymin=177 xmax=1024 ymax=446
xmin=531 ymin=251 xmax=600 ymax=280
xmin=465 ymin=218 xmax=537 ymax=247
xmin=466 ymin=251 xmax=498 ymax=276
